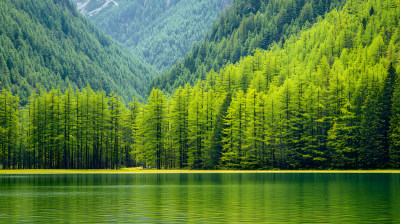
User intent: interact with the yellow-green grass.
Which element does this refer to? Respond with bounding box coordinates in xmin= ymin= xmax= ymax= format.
xmin=0 ymin=168 xmax=399 ymax=174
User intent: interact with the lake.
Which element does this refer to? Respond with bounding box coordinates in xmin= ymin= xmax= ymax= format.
xmin=0 ymin=173 xmax=399 ymax=223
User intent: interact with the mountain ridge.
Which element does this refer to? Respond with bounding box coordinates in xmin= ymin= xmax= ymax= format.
xmin=0 ymin=0 xmax=154 ymax=102
xmin=1 ymin=0 xmax=400 ymax=171
xmin=72 ymin=0 xmax=232 ymax=72
xmin=149 ymin=0 xmax=347 ymax=95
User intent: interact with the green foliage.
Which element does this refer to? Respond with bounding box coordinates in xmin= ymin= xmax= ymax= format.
xmin=0 ymin=0 xmax=154 ymax=103
xmin=1 ymin=85 xmax=138 ymax=169
xmin=150 ymin=0 xmax=346 ymax=94
xmin=0 ymin=88 xmax=19 ymax=169
xmin=144 ymin=89 xmax=166 ymax=169
xmin=2 ymin=0 xmax=400 ymax=170
xmin=73 ymin=0 xmax=230 ymax=72
xmin=169 ymin=86 xmax=190 ymax=168
xmin=390 ymin=79 xmax=400 ymax=168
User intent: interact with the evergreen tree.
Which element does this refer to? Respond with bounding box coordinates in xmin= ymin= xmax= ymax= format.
xmin=145 ymin=89 xmax=166 ymax=169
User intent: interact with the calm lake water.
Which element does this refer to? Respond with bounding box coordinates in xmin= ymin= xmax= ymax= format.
xmin=0 ymin=173 xmax=399 ymax=223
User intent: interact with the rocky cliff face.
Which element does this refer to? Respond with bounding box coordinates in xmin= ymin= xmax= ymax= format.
xmin=72 ymin=0 xmax=183 ymax=16
xmin=72 ymin=0 xmax=119 ymax=16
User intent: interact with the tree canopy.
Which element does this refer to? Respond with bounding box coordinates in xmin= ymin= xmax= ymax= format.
xmin=150 ymin=0 xmax=346 ymax=95
xmin=72 ymin=0 xmax=231 ymax=72
xmin=0 ymin=0 xmax=154 ymax=103
xmin=1 ymin=0 xmax=400 ymax=170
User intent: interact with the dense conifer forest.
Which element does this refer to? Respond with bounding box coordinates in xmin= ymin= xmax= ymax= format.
xmin=150 ymin=0 xmax=346 ymax=94
xmin=72 ymin=0 xmax=231 ymax=72
xmin=1 ymin=0 xmax=400 ymax=169
xmin=0 ymin=0 xmax=153 ymax=103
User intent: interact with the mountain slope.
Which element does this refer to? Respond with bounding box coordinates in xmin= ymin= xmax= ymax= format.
xmin=150 ymin=0 xmax=346 ymax=94
xmin=72 ymin=0 xmax=231 ymax=72
xmin=149 ymin=0 xmax=399 ymax=169
xmin=130 ymin=0 xmax=399 ymax=169
xmin=2 ymin=0 xmax=400 ymax=171
xmin=0 ymin=0 xmax=154 ymax=102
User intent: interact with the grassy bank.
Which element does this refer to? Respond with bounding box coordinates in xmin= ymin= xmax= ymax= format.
xmin=0 ymin=168 xmax=400 ymax=174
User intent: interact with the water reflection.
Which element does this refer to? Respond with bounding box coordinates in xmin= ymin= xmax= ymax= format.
xmin=0 ymin=173 xmax=399 ymax=223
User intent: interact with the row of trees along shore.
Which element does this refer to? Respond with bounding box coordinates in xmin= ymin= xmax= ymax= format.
xmin=0 ymin=59 xmax=399 ymax=170
xmin=1 ymin=0 xmax=400 ymax=169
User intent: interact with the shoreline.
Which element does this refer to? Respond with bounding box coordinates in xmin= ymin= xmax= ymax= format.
xmin=0 ymin=168 xmax=400 ymax=174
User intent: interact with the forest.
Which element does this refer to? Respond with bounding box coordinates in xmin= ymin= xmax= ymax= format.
xmin=1 ymin=0 xmax=400 ymax=170
xmin=0 ymin=0 xmax=154 ymax=103
xmin=72 ymin=0 xmax=231 ymax=72
xmin=0 ymin=0 xmax=400 ymax=169
xmin=150 ymin=0 xmax=346 ymax=94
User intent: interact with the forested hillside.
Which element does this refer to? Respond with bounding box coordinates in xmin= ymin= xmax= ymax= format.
xmin=0 ymin=0 xmax=153 ymax=103
xmin=72 ymin=0 xmax=231 ymax=72
xmin=1 ymin=0 xmax=400 ymax=170
xmin=150 ymin=0 xmax=346 ymax=94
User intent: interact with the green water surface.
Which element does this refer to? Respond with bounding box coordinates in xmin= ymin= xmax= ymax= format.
xmin=0 ymin=173 xmax=399 ymax=223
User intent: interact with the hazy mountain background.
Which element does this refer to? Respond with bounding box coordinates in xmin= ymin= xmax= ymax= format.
xmin=72 ymin=0 xmax=232 ymax=72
